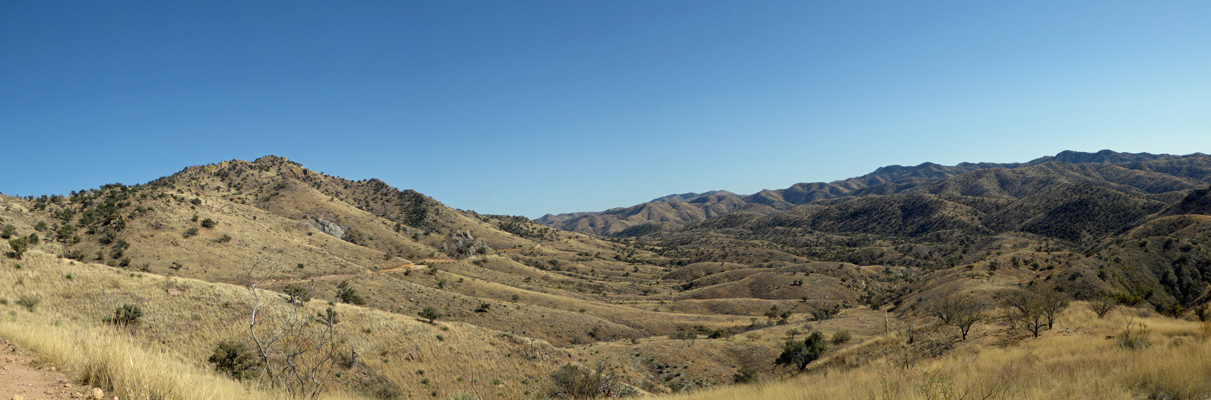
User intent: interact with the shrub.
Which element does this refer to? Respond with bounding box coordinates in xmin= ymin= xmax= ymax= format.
xmin=775 ymin=331 xmax=826 ymax=371
xmin=0 ymin=224 xmax=15 ymax=239
xmin=336 ymin=280 xmax=366 ymax=306
xmin=1118 ymin=320 xmax=1151 ymax=350
xmin=183 ymin=227 xmax=199 ymax=238
xmin=15 ymin=294 xmax=40 ymax=312
xmin=548 ymin=362 xmax=625 ymax=399
xmin=6 ymin=237 xmax=28 ymax=259
xmin=208 ymin=341 xmax=260 ymax=380
xmin=831 ymin=330 xmax=852 ymax=345
xmin=284 ymin=284 xmax=312 ymax=305
xmin=201 ymin=218 xmax=217 ymax=228
xmin=733 ymin=368 xmax=758 ymax=384
xmin=419 ymin=307 xmax=440 ymax=324
xmin=106 ymin=304 xmax=143 ymax=325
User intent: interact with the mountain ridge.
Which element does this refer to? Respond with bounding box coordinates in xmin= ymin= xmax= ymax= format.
xmin=538 ymin=150 xmax=1211 ymax=236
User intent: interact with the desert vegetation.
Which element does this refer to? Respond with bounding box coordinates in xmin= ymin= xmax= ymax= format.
xmin=0 ymin=151 xmax=1209 ymax=400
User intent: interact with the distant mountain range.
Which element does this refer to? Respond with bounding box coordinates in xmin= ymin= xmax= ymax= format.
xmin=537 ymin=150 xmax=1211 ymax=237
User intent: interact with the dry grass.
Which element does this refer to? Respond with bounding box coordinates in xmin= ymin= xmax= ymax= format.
xmin=665 ymin=304 xmax=1211 ymax=400
xmin=0 ymin=251 xmax=577 ymax=399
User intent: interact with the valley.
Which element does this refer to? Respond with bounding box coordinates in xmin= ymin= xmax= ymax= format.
xmin=1 ymin=150 xmax=1210 ymax=399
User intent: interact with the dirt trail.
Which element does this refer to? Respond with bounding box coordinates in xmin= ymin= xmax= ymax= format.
xmin=0 ymin=338 xmax=103 ymax=400
xmin=267 ymin=263 xmax=425 ymax=286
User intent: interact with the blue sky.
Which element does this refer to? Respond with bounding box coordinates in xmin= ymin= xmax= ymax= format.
xmin=2 ymin=1 xmax=1209 ymax=217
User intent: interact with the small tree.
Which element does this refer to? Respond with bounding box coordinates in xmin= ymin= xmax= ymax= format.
xmin=1000 ymin=288 xmax=1048 ymax=338
xmin=419 ymin=307 xmax=440 ymax=324
xmin=930 ymin=292 xmax=986 ymax=340
xmin=336 ymin=280 xmax=366 ymax=306
xmin=775 ymin=331 xmax=827 ymax=372
xmin=1090 ymin=296 xmax=1116 ymax=319
xmin=1038 ymin=288 xmax=1070 ymax=329
xmin=6 ymin=237 xmax=28 ymax=259
xmin=283 ymin=284 xmax=311 ymax=305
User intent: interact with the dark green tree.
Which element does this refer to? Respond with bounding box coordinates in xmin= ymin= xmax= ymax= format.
xmin=418 ymin=307 xmax=440 ymax=324
xmin=775 ymin=331 xmax=827 ymax=371
xmin=208 ymin=341 xmax=260 ymax=380
xmin=283 ymin=284 xmax=311 ymax=305
xmin=6 ymin=237 xmax=28 ymax=259
xmin=336 ymin=280 xmax=366 ymax=306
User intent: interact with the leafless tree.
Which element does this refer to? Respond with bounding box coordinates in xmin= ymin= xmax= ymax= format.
xmin=930 ymin=292 xmax=986 ymax=340
xmin=1038 ymin=287 xmax=1070 ymax=329
xmin=1090 ymin=296 xmax=1116 ymax=318
xmin=1000 ymin=287 xmax=1059 ymax=338
xmin=247 ymin=254 xmax=344 ymax=399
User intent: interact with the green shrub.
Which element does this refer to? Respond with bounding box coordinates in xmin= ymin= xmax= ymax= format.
xmin=776 ymin=331 xmax=827 ymax=371
xmin=0 ymin=225 xmax=16 ymax=239
xmin=419 ymin=307 xmax=440 ymax=324
xmin=201 ymin=218 xmax=217 ymax=228
xmin=183 ymin=227 xmax=199 ymax=238
xmin=106 ymin=304 xmax=143 ymax=325
xmin=733 ymin=367 xmax=758 ymax=384
xmin=284 ymin=284 xmax=311 ymax=305
xmin=336 ymin=280 xmax=366 ymax=306
xmin=6 ymin=237 xmax=28 ymax=259
xmin=208 ymin=341 xmax=260 ymax=380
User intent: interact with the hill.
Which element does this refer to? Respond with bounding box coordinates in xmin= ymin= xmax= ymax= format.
xmin=2 ymin=151 xmax=1211 ymax=400
xmin=538 ymin=150 xmax=1211 ymax=236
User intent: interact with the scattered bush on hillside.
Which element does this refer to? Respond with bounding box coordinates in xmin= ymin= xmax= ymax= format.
xmin=0 ymin=224 xmax=16 ymax=239
xmin=548 ymin=362 xmax=626 ymax=399
xmin=775 ymin=331 xmax=827 ymax=372
xmin=6 ymin=237 xmax=28 ymax=259
xmin=104 ymin=304 xmax=143 ymax=325
xmin=284 ymin=284 xmax=311 ymax=305
xmin=831 ymin=330 xmax=852 ymax=345
xmin=336 ymin=280 xmax=366 ymax=306
xmin=733 ymin=368 xmax=759 ymax=384
xmin=201 ymin=218 xmax=217 ymax=228
xmin=419 ymin=307 xmax=440 ymax=324
xmin=183 ymin=227 xmax=199 ymax=238
xmin=208 ymin=341 xmax=260 ymax=380
xmin=15 ymin=294 xmax=40 ymax=312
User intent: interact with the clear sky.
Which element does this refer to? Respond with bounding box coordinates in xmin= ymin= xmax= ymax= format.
xmin=2 ymin=1 xmax=1209 ymax=217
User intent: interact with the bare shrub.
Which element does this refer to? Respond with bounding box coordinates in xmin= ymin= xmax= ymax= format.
xmin=247 ymin=255 xmax=345 ymax=399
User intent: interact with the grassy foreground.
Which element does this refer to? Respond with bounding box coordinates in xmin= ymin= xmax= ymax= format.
xmin=664 ymin=306 xmax=1211 ymax=400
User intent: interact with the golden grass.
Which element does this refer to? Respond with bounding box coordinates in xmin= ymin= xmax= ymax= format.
xmin=665 ymin=305 xmax=1211 ymax=400
xmin=0 ymin=251 xmax=576 ymax=399
xmin=0 ymin=312 xmax=282 ymax=400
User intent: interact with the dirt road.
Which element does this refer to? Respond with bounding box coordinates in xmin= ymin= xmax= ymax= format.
xmin=0 ymin=338 xmax=104 ymax=400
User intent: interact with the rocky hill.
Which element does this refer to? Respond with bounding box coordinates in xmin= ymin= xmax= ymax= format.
xmin=2 ymin=151 xmax=1210 ymax=400
xmin=539 ymin=150 xmax=1211 ymax=236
